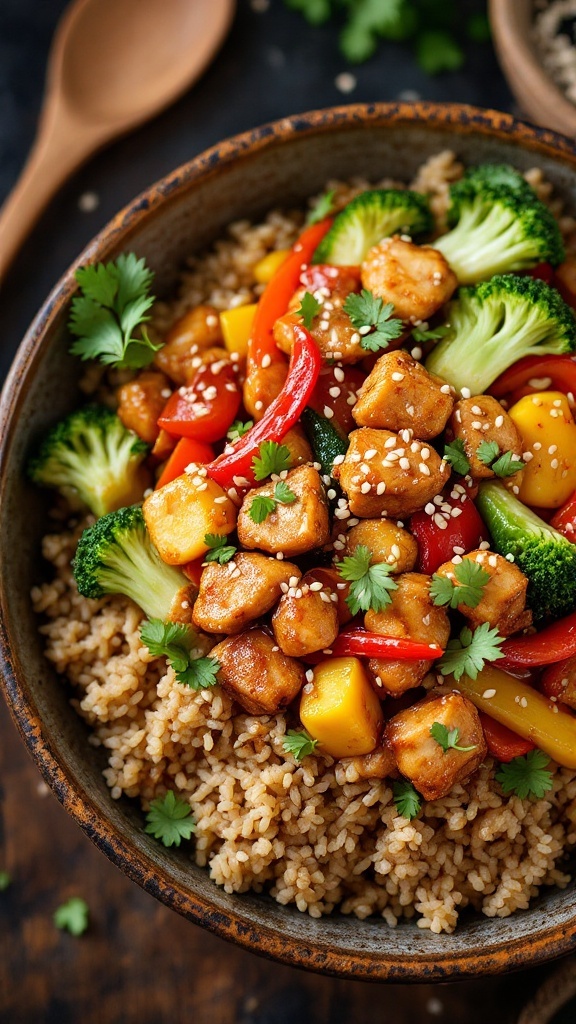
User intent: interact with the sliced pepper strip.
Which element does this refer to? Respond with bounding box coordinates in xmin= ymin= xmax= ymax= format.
xmin=206 ymin=324 xmax=322 ymax=489
xmin=550 ymin=489 xmax=576 ymax=541
xmin=305 ymin=628 xmax=443 ymax=664
xmin=490 ymin=354 xmax=576 ymax=403
xmin=479 ymin=712 xmax=535 ymax=762
xmin=499 ymin=610 xmax=576 ymax=668
xmin=247 ymin=217 xmax=333 ymax=367
xmin=410 ymin=494 xmax=488 ymax=574
xmin=155 ymin=437 xmax=214 ymax=490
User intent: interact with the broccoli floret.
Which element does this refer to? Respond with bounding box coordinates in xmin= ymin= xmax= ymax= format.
xmin=28 ymin=405 xmax=150 ymax=517
xmin=476 ymin=480 xmax=576 ymax=623
xmin=425 ymin=273 xmax=576 ymax=395
xmin=462 ymin=163 xmax=537 ymax=196
xmin=312 ymin=189 xmax=432 ymax=265
xmin=432 ymin=178 xmax=565 ymax=284
xmin=73 ymin=504 xmax=190 ymax=621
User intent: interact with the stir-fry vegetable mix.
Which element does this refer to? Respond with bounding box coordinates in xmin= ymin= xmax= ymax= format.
xmin=30 ymin=164 xmax=576 ymax=832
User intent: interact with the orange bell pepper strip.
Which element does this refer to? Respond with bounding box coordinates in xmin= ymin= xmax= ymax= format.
xmin=155 ymin=437 xmax=214 ymax=490
xmin=479 ymin=712 xmax=535 ymax=762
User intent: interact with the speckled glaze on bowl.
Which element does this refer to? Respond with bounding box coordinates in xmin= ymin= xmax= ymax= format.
xmin=2 ymin=103 xmax=576 ymax=982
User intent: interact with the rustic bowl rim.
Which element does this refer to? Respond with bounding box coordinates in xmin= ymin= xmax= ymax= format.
xmin=3 ymin=102 xmax=576 ymax=982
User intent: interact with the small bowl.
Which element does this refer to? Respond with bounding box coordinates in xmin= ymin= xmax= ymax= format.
xmin=489 ymin=0 xmax=576 ymax=137
xmin=2 ymin=103 xmax=576 ymax=982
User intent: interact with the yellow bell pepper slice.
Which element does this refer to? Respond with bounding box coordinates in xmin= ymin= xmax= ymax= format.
xmin=219 ymin=303 xmax=257 ymax=359
xmin=300 ymin=656 xmax=383 ymax=758
xmin=508 ymin=391 xmax=576 ymax=508
xmin=253 ymin=249 xmax=290 ymax=284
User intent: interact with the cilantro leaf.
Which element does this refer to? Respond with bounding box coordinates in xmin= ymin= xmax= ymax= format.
xmin=491 ymin=451 xmax=526 ymax=478
xmin=140 ymin=619 xmax=219 ymax=689
xmin=307 ymin=189 xmax=336 ymax=225
xmin=284 ymin=0 xmax=332 ymax=26
xmin=438 ymin=623 xmax=505 ymax=682
xmin=392 ymin=779 xmax=422 ymax=820
xmin=248 ymin=494 xmax=277 ymax=524
xmin=430 ymin=722 xmax=477 ymax=754
xmin=297 ymin=291 xmax=322 ymax=329
xmin=0 ymin=871 xmax=12 ymax=891
xmin=252 ymin=441 xmax=292 ymax=481
xmin=283 ymin=729 xmax=320 ymax=761
xmin=411 ymin=325 xmax=451 ymax=343
xmin=204 ymin=533 xmax=237 ymax=565
xmin=340 ymin=0 xmax=408 ymax=61
xmin=416 ymin=30 xmax=464 ymax=75
xmin=476 ymin=440 xmax=500 ymax=466
xmin=496 ymin=750 xmax=554 ymax=800
xmin=343 ymin=288 xmax=403 ymax=352
xmin=443 ymin=439 xmax=470 ymax=475
xmin=467 ymin=12 xmax=491 ymax=43
xmin=430 ymin=560 xmax=490 ymax=611
xmin=336 ymin=544 xmax=398 ymax=615
xmin=274 ymin=480 xmax=297 ymax=505
xmin=69 ymin=253 xmax=160 ymax=369
xmin=144 ymin=790 xmax=196 ymax=847
xmin=54 ymin=897 xmax=89 ymax=936
xmin=227 ymin=419 xmax=253 ymax=442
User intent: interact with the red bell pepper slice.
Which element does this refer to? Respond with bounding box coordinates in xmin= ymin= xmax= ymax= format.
xmin=540 ymin=655 xmax=576 ymax=700
xmin=550 ymin=489 xmax=576 ymax=541
xmin=499 ymin=610 xmax=576 ymax=669
xmin=410 ymin=494 xmax=488 ymax=574
xmin=207 ymin=324 xmax=322 ymax=489
xmin=490 ymin=354 xmax=576 ymax=405
xmin=155 ymin=437 xmax=215 ymax=490
xmin=158 ymin=360 xmax=241 ymax=443
xmin=308 ymin=364 xmax=366 ymax=435
xmin=248 ymin=217 xmax=333 ymax=368
xmin=479 ymin=712 xmax=535 ymax=762
xmin=328 ymin=628 xmax=444 ymax=660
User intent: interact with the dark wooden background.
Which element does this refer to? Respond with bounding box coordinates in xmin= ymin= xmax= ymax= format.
xmin=0 ymin=1 xmax=572 ymax=1020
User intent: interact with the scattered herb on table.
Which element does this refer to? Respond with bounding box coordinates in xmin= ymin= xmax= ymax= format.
xmin=430 ymin=722 xmax=477 ymax=753
xmin=336 ymin=543 xmax=398 ymax=615
xmin=54 ymin=897 xmax=89 ymax=936
xmin=392 ymin=779 xmax=422 ymax=819
xmin=283 ymin=729 xmax=320 ymax=761
xmin=430 ymin=560 xmax=490 ymax=610
xmin=144 ymin=791 xmax=196 ymax=847
xmin=496 ymin=749 xmax=554 ymax=800
xmin=344 ymin=289 xmax=403 ymax=352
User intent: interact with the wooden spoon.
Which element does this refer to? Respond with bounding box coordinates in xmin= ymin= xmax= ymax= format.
xmin=0 ymin=0 xmax=235 ymax=281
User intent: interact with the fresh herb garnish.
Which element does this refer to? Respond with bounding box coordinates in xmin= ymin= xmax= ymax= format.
xmin=227 ymin=419 xmax=253 ymax=442
xmin=252 ymin=441 xmax=292 ymax=482
xmin=443 ymin=438 xmax=470 ymax=475
xmin=430 ymin=722 xmax=477 ymax=754
xmin=495 ymin=750 xmax=554 ymax=800
xmin=411 ymin=324 xmax=450 ymax=343
xmin=392 ymin=779 xmax=422 ymax=820
xmin=54 ymin=897 xmax=89 ymax=936
xmin=283 ymin=729 xmax=320 ymax=761
xmin=476 ymin=441 xmax=525 ymax=478
xmin=0 ymin=872 xmax=12 ymax=891
xmin=336 ymin=544 xmax=398 ymax=615
xmin=416 ymin=29 xmax=464 ymax=74
xmin=430 ymin=560 xmax=490 ymax=610
xmin=307 ymin=189 xmax=336 ymax=225
xmin=204 ymin=533 xmax=237 ymax=565
xmin=297 ymin=291 xmax=323 ymax=329
xmin=248 ymin=494 xmax=277 ymax=524
xmin=140 ymin=619 xmax=220 ymax=690
xmin=69 ymin=253 xmax=160 ymax=369
xmin=274 ymin=480 xmax=297 ymax=505
xmin=343 ymin=289 xmax=403 ymax=353
xmin=438 ymin=623 xmax=505 ymax=681
xmin=476 ymin=440 xmax=500 ymax=466
xmin=144 ymin=790 xmax=196 ymax=847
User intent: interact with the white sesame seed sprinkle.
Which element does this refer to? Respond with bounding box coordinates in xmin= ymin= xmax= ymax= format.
xmin=482 ymin=689 xmax=496 ymax=699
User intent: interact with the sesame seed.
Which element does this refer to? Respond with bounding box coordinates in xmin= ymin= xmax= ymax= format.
xmin=551 ymin=458 xmax=559 ymax=469
xmin=358 ymin=325 xmax=372 ymax=336
xmin=327 ymin=489 xmax=337 ymax=500
xmin=421 ymin=448 xmax=430 ymax=461
xmin=391 ymin=372 xmax=404 ymax=382
xmin=461 ymin=387 xmax=471 ymax=399
xmin=471 ymin=420 xmax=482 ymax=430
xmin=360 ymin=481 xmax=371 ymax=493
xmin=434 ymin=513 xmax=448 ymax=530
xmin=303 ymin=682 xmax=314 ymax=694
xmin=553 ymin=399 xmax=563 ymax=408
xmin=276 ymin=552 xmax=284 ymax=560
xmin=523 ymin=452 xmax=534 ymax=462
xmin=479 ymin=540 xmax=490 ymax=550
xmin=548 ymin=444 xmax=558 ymax=454
xmin=419 ymin=463 xmax=430 ymax=476
xmin=495 ymin=415 xmax=504 ymax=428
xmin=323 ymin=406 xmax=334 ymax=419
xmin=309 ymin=581 xmax=323 ymax=592
xmin=376 ymin=481 xmax=386 ymax=494
xmin=289 ymin=576 xmax=299 ymax=588
xmin=364 ymin=448 xmax=377 ymax=459
xmin=505 ymin=553 xmax=515 ymax=562
xmin=520 ymin=697 xmax=528 ymax=708
xmin=261 ymin=353 xmax=271 ymax=368
xmin=451 ymin=507 xmax=463 ymax=518
xmin=346 ymin=394 xmax=356 ymax=405
xmin=329 ymin=386 xmax=341 ymax=398
xmin=305 ymin=669 xmax=314 ymax=683
xmin=488 ymin=554 xmax=498 ymax=567
xmin=320 ymin=591 xmax=331 ymax=602
xmin=360 ymin=463 xmax=370 ymax=474
xmin=453 ymin=545 xmax=465 ymax=555
xmin=482 ymin=689 xmax=496 ymax=699
xmin=533 ymin=442 xmax=542 ymax=450
xmin=399 ymin=457 xmax=410 ymax=470
xmin=411 ymin=346 xmax=423 ymax=360
xmin=471 ymin=405 xmax=482 ymax=415
xmin=255 ymin=400 xmax=263 ymax=411
xmin=334 ymin=367 xmax=345 ymax=382
xmin=214 ymin=496 xmax=228 ymax=504
xmin=440 ymin=384 xmax=452 ymax=395
xmin=333 ymin=454 xmax=345 ymax=466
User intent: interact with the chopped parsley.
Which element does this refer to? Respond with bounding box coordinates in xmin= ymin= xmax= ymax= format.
xmin=69 ymin=253 xmax=160 ymax=369
xmin=443 ymin=438 xmax=470 ymax=475
xmin=336 ymin=544 xmax=398 ymax=615
xmin=252 ymin=440 xmax=292 ymax=481
xmin=144 ymin=791 xmax=196 ymax=847
xmin=140 ymin=619 xmax=220 ymax=690
xmin=204 ymin=533 xmax=237 ymax=565
xmin=496 ymin=750 xmax=554 ymax=801
xmin=297 ymin=291 xmax=322 ymax=329
xmin=477 ymin=441 xmax=525 ymax=478
xmin=343 ymin=288 xmax=403 ymax=353
xmin=430 ymin=560 xmax=490 ymax=610
xmin=306 ymin=189 xmax=336 ymax=225
xmin=438 ymin=623 xmax=505 ymax=682
xmin=54 ymin=897 xmax=89 ymax=936
xmin=283 ymin=729 xmax=320 ymax=761
xmin=227 ymin=419 xmax=253 ymax=442
xmin=392 ymin=779 xmax=422 ymax=820
xmin=430 ymin=722 xmax=477 ymax=754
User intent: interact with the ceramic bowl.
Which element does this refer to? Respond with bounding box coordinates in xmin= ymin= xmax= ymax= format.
xmin=3 ymin=103 xmax=576 ymax=982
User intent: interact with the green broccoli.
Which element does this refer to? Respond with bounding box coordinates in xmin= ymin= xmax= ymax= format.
xmin=28 ymin=405 xmax=150 ymax=518
xmin=424 ymin=274 xmax=576 ymax=395
xmin=432 ymin=177 xmax=565 ymax=284
xmin=461 ymin=163 xmax=537 ymax=197
xmin=476 ymin=481 xmax=576 ymax=623
xmin=73 ymin=504 xmax=190 ymax=621
xmin=312 ymin=189 xmax=432 ymax=265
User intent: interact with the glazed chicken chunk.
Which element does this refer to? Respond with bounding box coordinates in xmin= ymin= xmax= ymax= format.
xmin=449 ymin=396 xmax=525 ymax=481
xmin=192 ymin=553 xmax=301 ymax=635
xmin=385 ymin=691 xmax=487 ymax=801
xmin=211 ymin=628 xmax=305 ymax=715
xmin=361 ymin=237 xmax=458 ymax=323
xmin=154 ymin=304 xmax=223 ymax=385
xmin=434 ymin=549 xmax=532 ymax=637
xmin=273 ymin=266 xmax=365 ymax=364
xmin=117 ymin=370 xmax=171 ymax=444
xmin=343 ymin=518 xmax=418 ymax=573
xmin=335 ymin=427 xmax=451 ymax=519
xmin=339 ymin=745 xmax=397 ymax=782
xmin=365 ymin=572 xmax=450 ymax=696
xmin=353 ymin=350 xmax=455 ymax=440
xmin=237 ymin=465 xmax=330 ymax=556
xmin=272 ymin=569 xmax=340 ymax=657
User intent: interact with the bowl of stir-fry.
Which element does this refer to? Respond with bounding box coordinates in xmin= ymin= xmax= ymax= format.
xmin=4 ymin=103 xmax=576 ymax=980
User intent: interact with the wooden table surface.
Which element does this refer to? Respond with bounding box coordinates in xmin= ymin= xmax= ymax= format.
xmin=0 ymin=1 xmax=571 ymax=1020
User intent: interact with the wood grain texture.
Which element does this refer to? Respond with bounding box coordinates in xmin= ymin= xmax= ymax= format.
xmin=0 ymin=696 xmax=554 ymax=1023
